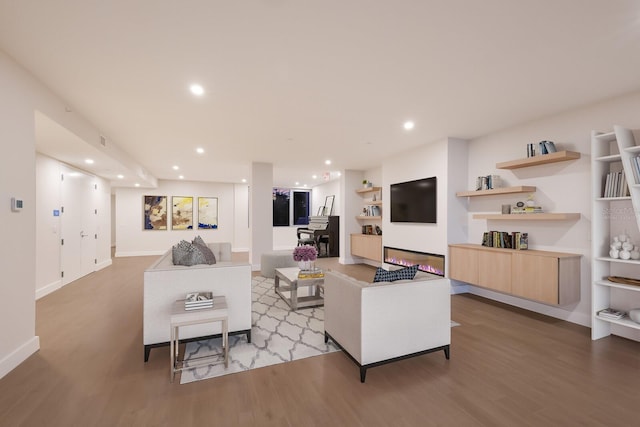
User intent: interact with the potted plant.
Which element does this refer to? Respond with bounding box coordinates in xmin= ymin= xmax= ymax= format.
xmin=363 ymin=179 xmax=373 ymax=188
xmin=293 ymin=245 xmax=318 ymax=271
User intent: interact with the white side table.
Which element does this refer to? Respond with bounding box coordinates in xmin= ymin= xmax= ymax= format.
xmin=170 ymin=296 xmax=228 ymax=382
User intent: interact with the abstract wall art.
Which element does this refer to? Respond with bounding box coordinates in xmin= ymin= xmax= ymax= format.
xmin=172 ymin=196 xmax=193 ymax=230
xmin=143 ymin=195 xmax=167 ymax=230
xmin=198 ymin=197 xmax=219 ymax=229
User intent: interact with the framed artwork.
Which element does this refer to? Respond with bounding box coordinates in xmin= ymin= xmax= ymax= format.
xmin=172 ymin=196 xmax=193 ymax=230
xmin=143 ymin=196 xmax=167 ymax=230
xmin=324 ymin=195 xmax=335 ymax=216
xmin=198 ymin=197 xmax=219 ymax=229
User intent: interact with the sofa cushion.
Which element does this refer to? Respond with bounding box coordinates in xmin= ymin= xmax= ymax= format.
xmin=373 ymin=265 xmax=419 ymax=283
xmin=172 ymin=240 xmax=216 ymax=266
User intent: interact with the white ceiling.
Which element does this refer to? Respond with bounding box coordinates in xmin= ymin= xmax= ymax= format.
xmin=2 ymin=1 xmax=640 ymax=188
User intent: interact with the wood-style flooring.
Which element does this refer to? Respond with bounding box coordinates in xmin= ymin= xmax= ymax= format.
xmin=0 ymin=254 xmax=639 ymax=426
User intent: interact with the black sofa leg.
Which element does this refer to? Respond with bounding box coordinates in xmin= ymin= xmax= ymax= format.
xmin=444 ymin=345 xmax=450 ymax=360
xmin=246 ymin=330 xmax=252 ymax=343
xmin=360 ymin=367 xmax=367 ymax=383
xmin=144 ymin=345 xmax=151 ymax=362
xmin=324 ymin=331 xmax=329 ymax=343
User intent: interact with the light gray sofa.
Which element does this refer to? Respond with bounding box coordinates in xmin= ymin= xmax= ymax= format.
xmin=324 ymin=269 xmax=451 ymax=382
xmin=143 ymin=242 xmax=252 ymax=361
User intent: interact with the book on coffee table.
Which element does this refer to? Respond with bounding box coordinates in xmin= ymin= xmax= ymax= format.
xmin=184 ymin=291 xmax=214 ymax=310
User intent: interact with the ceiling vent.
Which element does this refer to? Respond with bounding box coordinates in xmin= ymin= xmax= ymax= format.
xmin=99 ymin=135 xmax=107 ymax=147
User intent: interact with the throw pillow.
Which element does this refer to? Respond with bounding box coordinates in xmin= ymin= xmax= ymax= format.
xmin=172 ymin=240 xmax=216 ymax=266
xmin=373 ymin=265 xmax=419 ymax=283
xmin=193 ymin=242 xmax=216 ymax=264
xmin=192 ymin=235 xmax=206 ymax=246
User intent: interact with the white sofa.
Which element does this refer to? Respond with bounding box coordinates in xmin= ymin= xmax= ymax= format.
xmin=143 ymin=242 xmax=252 ymax=361
xmin=324 ymin=269 xmax=451 ymax=382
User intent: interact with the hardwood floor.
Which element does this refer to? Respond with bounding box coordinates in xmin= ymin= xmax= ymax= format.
xmin=1 ymin=254 xmax=639 ymax=426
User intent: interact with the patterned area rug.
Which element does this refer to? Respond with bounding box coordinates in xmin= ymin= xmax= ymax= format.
xmin=180 ymin=275 xmax=339 ymax=384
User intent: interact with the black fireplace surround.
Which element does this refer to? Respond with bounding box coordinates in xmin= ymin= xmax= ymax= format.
xmin=383 ymin=246 xmax=445 ymax=277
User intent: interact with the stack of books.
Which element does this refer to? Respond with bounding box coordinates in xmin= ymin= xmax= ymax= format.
xmin=481 ymin=231 xmax=528 ymax=250
xmin=184 ymin=291 xmax=214 ymax=310
xmin=602 ymin=171 xmax=629 ymax=198
xmin=298 ymin=268 xmax=324 ymax=279
xmin=597 ymin=308 xmax=625 ymax=320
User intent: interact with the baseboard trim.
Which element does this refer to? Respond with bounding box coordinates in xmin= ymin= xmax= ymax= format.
xmin=115 ymin=250 xmax=165 ymax=257
xmin=0 ymin=336 xmax=40 ymax=380
xmin=36 ymin=280 xmax=62 ymax=300
xmin=96 ymin=258 xmax=112 ymax=271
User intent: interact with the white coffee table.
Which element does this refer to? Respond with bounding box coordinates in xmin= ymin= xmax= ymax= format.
xmin=274 ymin=267 xmax=324 ymax=311
xmin=169 ymin=296 xmax=228 ymax=382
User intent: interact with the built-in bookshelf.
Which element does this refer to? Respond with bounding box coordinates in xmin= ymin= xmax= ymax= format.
xmin=591 ymin=126 xmax=640 ymax=341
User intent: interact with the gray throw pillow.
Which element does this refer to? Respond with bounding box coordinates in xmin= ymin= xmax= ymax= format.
xmin=172 ymin=240 xmax=212 ymax=266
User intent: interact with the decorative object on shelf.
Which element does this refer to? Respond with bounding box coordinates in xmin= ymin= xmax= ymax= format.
xmin=324 ymin=195 xmax=335 ymax=215
xmin=501 ymin=204 xmax=511 ymax=214
xmin=607 ymin=276 xmax=640 ymax=287
xmin=476 ymin=175 xmax=501 ymax=191
xmin=609 ymin=234 xmax=634 ymax=259
xmin=375 ymin=225 xmax=382 ymax=235
xmin=631 ymin=246 xmax=640 ymax=260
xmin=293 ymin=245 xmax=318 ymax=271
xmin=362 ymin=180 xmax=373 ymax=188
xmin=629 ymin=308 xmax=640 ymax=324
xmin=527 ymin=141 xmax=557 ymax=157
xmin=597 ymin=308 xmax=625 ymax=320
xmin=525 ymin=194 xmax=536 ymax=207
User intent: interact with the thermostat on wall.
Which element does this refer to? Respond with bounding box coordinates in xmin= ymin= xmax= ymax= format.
xmin=11 ymin=197 xmax=24 ymax=212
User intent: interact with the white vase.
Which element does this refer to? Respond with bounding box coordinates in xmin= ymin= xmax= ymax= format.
xmin=298 ymin=260 xmax=312 ymax=271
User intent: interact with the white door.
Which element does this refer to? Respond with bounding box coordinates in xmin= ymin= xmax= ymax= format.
xmin=60 ymin=166 xmax=97 ymax=285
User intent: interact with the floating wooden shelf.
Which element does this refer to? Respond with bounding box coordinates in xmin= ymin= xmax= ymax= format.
xmin=472 ymin=213 xmax=581 ymax=220
xmin=356 ymin=216 xmax=381 ymax=220
xmin=356 ymin=186 xmax=382 ymax=194
xmin=367 ymin=200 xmax=382 ymax=206
xmin=496 ymin=150 xmax=581 ymax=170
xmin=456 ymin=186 xmax=536 ymax=197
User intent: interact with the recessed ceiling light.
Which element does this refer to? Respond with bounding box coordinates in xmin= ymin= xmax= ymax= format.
xmin=117 ymin=174 xmax=124 ymax=179
xmin=337 ymin=172 xmax=342 ymax=176
xmin=403 ymin=121 xmax=415 ymax=130
xmin=85 ymin=158 xmax=94 ymax=164
xmin=190 ymin=84 xmax=205 ymax=96
xmin=325 ymin=160 xmax=331 ymax=165
xmin=196 ymin=147 xmax=205 ymax=154
xmin=295 ymin=182 xmax=300 ymax=186
xmin=172 ymin=165 xmax=179 ymax=170
xmin=312 ymin=175 xmax=317 ymax=179
xmin=241 ymin=178 xmax=247 ymax=183
xmin=179 ymin=175 xmax=184 ymax=180
xmin=134 ymin=183 xmax=140 ymax=187
xmin=303 ymin=184 xmax=308 ymax=187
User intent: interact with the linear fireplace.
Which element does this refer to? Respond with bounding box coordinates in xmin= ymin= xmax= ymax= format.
xmin=383 ymin=246 xmax=445 ymax=277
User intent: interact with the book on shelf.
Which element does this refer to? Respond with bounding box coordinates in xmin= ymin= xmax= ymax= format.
xmin=597 ymin=308 xmax=625 ymax=320
xmin=481 ymin=231 xmax=527 ymax=250
xmin=298 ymin=268 xmax=324 ymax=279
xmin=544 ymin=141 xmax=557 ymax=153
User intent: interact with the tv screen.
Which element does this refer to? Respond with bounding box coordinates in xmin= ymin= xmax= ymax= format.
xmin=390 ymin=177 xmax=437 ymax=223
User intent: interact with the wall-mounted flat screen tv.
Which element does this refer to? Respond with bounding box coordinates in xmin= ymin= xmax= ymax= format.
xmin=390 ymin=177 xmax=437 ymax=223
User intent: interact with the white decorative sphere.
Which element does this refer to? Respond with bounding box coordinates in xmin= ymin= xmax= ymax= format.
xmin=631 ymin=247 xmax=640 ymax=260
xmin=609 ymin=248 xmax=620 ymax=259
xmin=620 ymin=250 xmax=631 ymax=260
xmin=629 ymin=308 xmax=640 ymax=324
xmin=622 ymin=241 xmax=634 ymax=251
xmin=612 ymin=241 xmax=622 ymax=250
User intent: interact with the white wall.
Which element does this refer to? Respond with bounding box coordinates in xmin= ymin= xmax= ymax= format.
xmin=382 ymin=138 xmax=451 ymax=261
xmin=115 ymin=180 xmax=238 ymax=256
xmin=1 ymin=48 xmax=121 ymax=378
xmin=312 ymin=179 xmax=341 ymax=217
xmin=233 ymin=183 xmax=250 ymax=252
xmin=465 ymin=90 xmax=640 ymax=327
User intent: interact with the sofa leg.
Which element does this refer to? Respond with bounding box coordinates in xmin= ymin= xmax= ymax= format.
xmin=360 ymin=367 xmax=367 ymax=383
xmin=444 ymin=345 xmax=450 ymax=360
xmin=144 ymin=345 xmax=151 ymax=362
xmin=324 ymin=331 xmax=329 ymax=343
xmin=246 ymin=330 xmax=252 ymax=343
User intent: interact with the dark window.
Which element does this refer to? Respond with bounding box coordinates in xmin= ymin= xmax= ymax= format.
xmin=272 ymin=188 xmax=290 ymax=226
xmin=293 ymin=191 xmax=310 ymax=225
